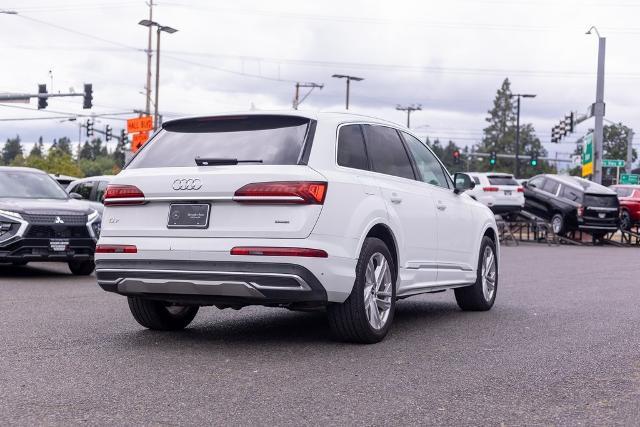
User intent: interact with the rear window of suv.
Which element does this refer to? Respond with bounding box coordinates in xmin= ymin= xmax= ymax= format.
xmin=128 ymin=115 xmax=312 ymax=169
xmin=487 ymin=175 xmax=518 ymax=186
xmin=584 ymin=194 xmax=618 ymax=208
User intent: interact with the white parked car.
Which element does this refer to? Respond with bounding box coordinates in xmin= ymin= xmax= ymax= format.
xmin=466 ymin=172 xmax=525 ymax=217
xmin=67 ymin=175 xmax=114 ymax=214
xmin=96 ymin=112 xmax=499 ymax=343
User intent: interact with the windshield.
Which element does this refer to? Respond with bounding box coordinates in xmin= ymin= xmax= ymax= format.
xmin=128 ymin=115 xmax=311 ymax=169
xmin=0 ymin=171 xmax=69 ymax=200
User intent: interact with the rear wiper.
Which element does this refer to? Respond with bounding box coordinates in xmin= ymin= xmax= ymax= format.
xmin=195 ymin=157 xmax=263 ymax=166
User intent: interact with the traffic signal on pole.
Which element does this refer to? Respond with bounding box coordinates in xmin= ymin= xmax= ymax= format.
xmin=83 ymin=83 xmax=93 ymax=109
xmin=489 ymin=151 xmax=497 ymax=166
xmin=86 ymin=119 xmax=94 ymax=137
xmin=566 ymin=112 xmax=574 ymax=133
xmin=120 ymin=129 xmax=128 ymax=144
xmin=530 ymin=152 xmax=539 ymax=167
xmin=37 ymin=84 xmax=48 ymax=110
xmin=453 ymin=150 xmax=461 ymax=164
xmin=105 ymin=125 xmax=112 ymax=141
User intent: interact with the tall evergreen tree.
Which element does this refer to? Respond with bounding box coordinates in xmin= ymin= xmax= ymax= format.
xmin=29 ymin=136 xmax=44 ymax=158
xmin=2 ymin=135 xmax=24 ymax=165
xmin=78 ymin=141 xmax=93 ymax=160
xmin=56 ymin=136 xmax=73 ymax=156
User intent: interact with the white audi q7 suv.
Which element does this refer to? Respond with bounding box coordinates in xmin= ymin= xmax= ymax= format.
xmin=96 ymin=112 xmax=499 ymax=343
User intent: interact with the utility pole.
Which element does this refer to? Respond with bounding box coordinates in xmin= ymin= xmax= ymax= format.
xmin=509 ymin=93 xmax=536 ymax=177
xmin=331 ymin=74 xmax=364 ymax=110
xmin=292 ymin=82 xmax=323 ymax=110
xmin=144 ymin=0 xmax=153 ymax=116
xmin=395 ymin=104 xmax=422 ymax=128
xmin=587 ymin=26 xmax=606 ymax=184
xmin=626 ymin=129 xmax=635 ymax=174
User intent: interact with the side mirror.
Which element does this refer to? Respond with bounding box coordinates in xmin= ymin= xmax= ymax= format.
xmin=69 ymin=192 xmax=83 ymax=200
xmin=454 ymin=173 xmax=475 ymax=194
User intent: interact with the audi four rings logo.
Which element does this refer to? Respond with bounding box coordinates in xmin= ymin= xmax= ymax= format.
xmin=172 ymin=178 xmax=202 ymax=190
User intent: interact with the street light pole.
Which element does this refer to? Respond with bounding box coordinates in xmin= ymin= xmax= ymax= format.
xmin=509 ymin=93 xmax=536 ymax=177
xmin=331 ymin=74 xmax=364 ymax=110
xmin=586 ymin=26 xmax=606 ymax=184
xmin=396 ymin=104 xmax=422 ymax=128
xmin=144 ymin=0 xmax=153 ymax=116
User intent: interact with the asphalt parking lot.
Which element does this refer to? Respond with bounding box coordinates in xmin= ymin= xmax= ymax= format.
xmin=1 ymin=244 xmax=639 ymax=425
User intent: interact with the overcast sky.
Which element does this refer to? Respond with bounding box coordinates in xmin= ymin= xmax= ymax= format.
xmin=1 ymin=0 xmax=640 ymax=165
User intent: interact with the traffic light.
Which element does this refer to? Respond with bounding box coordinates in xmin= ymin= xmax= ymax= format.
xmin=105 ymin=125 xmax=112 ymax=141
xmin=453 ymin=149 xmax=461 ymax=164
xmin=489 ymin=151 xmax=497 ymax=166
xmin=86 ymin=119 xmax=94 ymax=137
xmin=530 ymin=152 xmax=539 ymax=167
xmin=120 ymin=129 xmax=128 ymax=144
xmin=566 ymin=112 xmax=574 ymax=133
xmin=83 ymin=83 xmax=93 ymax=109
xmin=37 ymin=84 xmax=48 ymax=110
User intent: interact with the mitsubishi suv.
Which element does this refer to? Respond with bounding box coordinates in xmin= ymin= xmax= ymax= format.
xmin=95 ymin=112 xmax=499 ymax=343
xmin=0 ymin=167 xmax=100 ymax=274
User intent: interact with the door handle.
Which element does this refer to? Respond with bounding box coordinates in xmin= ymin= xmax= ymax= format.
xmin=390 ymin=196 xmax=402 ymax=204
xmin=437 ymin=201 xmax=447 ymax=211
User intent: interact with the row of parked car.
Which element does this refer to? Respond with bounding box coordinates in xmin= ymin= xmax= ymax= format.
xmin=464 ymin=172 xmax=639 ymax=237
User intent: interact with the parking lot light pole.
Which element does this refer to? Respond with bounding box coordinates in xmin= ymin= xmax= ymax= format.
xmin=509 ymin=93 xmax=536 ymax=178
xmin=332 ymin=74 xmax=364 ymax=110
xmin=138 ymin=19 xmax=178 ymax=131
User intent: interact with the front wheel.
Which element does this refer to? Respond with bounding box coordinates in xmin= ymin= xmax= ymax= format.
xmin=551 ymin=213 xmax=565 ymax=236
xmin=327 ymin=237 xmax=396 ymax=344
xmin=68 ymin=260 xmax=95 ymax=275
xmin=127 ymin=296 xmax=199 ymax=331
xmin=620 ymin=210 xmax=632 ymax=231
xmin=455 ymin=236 xmax=498 ymax=311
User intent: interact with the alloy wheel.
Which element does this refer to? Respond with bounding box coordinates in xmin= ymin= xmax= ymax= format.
xmin=481 ymin=246 xmax=497 ymax=302
xmin=363 ymin=252 xmax=393 ymax=330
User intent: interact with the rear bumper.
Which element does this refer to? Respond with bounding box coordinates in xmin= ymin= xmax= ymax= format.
xmin=96 ymin=259 xmax=328 ymax=308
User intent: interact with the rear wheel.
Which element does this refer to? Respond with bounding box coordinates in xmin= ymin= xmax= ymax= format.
xmin=327 ymin=237 xmax=396 ymax=344
xmin=455 ymin=236 xmax=497 ymax=311
xmin=68 ymin=260 xmax=95 ymax=275
xmin=127 ymin=296 xmax=199 ymax=330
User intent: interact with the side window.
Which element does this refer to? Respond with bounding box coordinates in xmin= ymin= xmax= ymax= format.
xmin=472 ymin=176 xmax=480 ymax=185
xmin=95 ymin=181 xmax=109 ymax=202
xmin=337 ymin=125 xmax=369 ymax=171
xmin=72 ymin=181 xmax=94 ymax=200
xmin=402 ymin=132 xmax=450 ymax=189
xmin=561 ymin=185 xmax=583 ymax=202
xmin=362 ymin=125 xmax=415 ymax=180
xmin=542 ymin=179 xmax=559 ymax=195
xmin=528 ymin=176 xmax=544 ymax=189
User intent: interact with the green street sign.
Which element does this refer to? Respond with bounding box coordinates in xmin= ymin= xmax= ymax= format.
xmin=620 ymin=174 xmax=640 ymax=185
xmin=602 ymin=159 xmax=626 ymax=168
xmin=582 ymin=133 xmax=593 ymax=177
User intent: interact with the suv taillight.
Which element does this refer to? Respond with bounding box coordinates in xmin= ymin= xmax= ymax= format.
xmin=577 ymin=205 xmax=584 ymax=217
xmin=103 ymin=185 xmax=145 ymax=206
xmin=234 ymin=181 xmax=327 ymax=204
xmin=482 ymin=187 xmax=499 ymax=192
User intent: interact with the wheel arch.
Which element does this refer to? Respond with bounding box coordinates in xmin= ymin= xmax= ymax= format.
xmin=357 ymin=222 xmax=399 ymax=280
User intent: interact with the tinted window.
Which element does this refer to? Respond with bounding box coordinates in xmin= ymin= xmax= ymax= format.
xmin=614 ymin=187 xmax=633 ymax=198
xmin=402 ymin=132 xmax=450 ymax=188
xmin=472 ymin=176 xmax=480 ymax=185
xmin=0 ymin=171 xmax=68 ymax=199
xmin=542 ymin=179 xmax=559 ymax=194
xmin=95 ymin=181 xmax=109 ymax=202
xmin=561 ymin=185 xmax=583 ymax=202
xmin=337 ymin=125 xmax=368 ymax=170
xmin=584 ymin=194 xmax=619 ymax=208
xmin=528 ymin=176 xmax=544 ymax=188
xmin=363 ymin=125 xmax=415 ymax=180
xmin=71 ymin=181 xmax=94 ymax=200
xmin=488 ymin=175 xmax=518 ymax=186
xmin=129 ymin=115 xmax=311 ymax=169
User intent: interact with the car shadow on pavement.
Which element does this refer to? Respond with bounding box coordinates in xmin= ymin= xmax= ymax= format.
xmin=115 ymin=298 xmax=468 ymax=347
xmin=0 ymin=263 xmax=71 ymax=277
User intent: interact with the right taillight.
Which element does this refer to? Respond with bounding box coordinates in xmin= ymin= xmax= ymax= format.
xmin=517 ymin=187 xmax=524 ymax=192
xmin=95 ymin=244 xmax=137 ymax=254
xmin=103 ymin=185 xmax=145 ymax=206
xmin=482 ymin=187 xmax=499 ymax=192
xmin=234 ymin=181 xmax=327 ymax=204
xmin=577 ymin=205 xmax=584 ymax=217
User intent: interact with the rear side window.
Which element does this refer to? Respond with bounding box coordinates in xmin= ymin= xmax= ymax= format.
xmin=584 ymin=194 xmax=619 ymax=208
xmin=472 ymin=176 xmax=480 ymax=185
xmin=337 ymin=125 xmax=369 ymax=170
xmin=128 ymin=115 xmax=311 ymax=169
xmin=542 ymin=179 xmax=559 ymax=194
xmin=561 ymin=186 xmax=583 ymax=202
xmin=488 ymin=175 xmax=518 ymax=186
xmin=363 ymin=125 xmax=415 ymax=180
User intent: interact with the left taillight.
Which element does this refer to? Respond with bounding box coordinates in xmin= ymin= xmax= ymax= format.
xmin=103 ymin=185 xmax=145 ymax=206
xmin=95 ymin=244 xmax=137 ymax=254
xmin=234 ymin=181 xmax=327 ymax=204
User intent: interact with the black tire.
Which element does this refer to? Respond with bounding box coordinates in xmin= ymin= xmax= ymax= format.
xmin=127 ymin=296 xmax=199 ymax=331
xmin=455 ymin=236 xmax=497 ymax=311
xmin=68 ymin=260 xmax=95 ymax=275
xmin=551 ymin=213 xmax=565 ymax=236
xmin=327 ymin=237 xmax=396 ymax=344
xmin=620 ymin=210 xmax=632 ymax=231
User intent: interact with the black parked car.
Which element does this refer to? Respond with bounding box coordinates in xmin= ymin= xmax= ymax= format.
xmin=0 ymin=167 xmax=100 ymax=274
xmin=523 ymin=174 xmax=619 ymax=238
